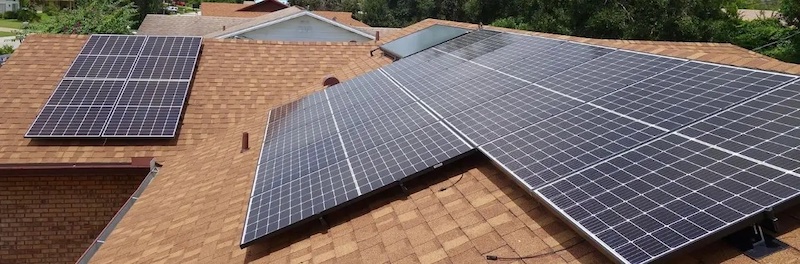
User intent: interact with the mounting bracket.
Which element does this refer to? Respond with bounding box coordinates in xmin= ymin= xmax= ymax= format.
xmin=725 ymin=208 xmax=787 ymax=259
xmin=319 ymin=216 xmax=329 ymax=230
xmin=399 ymin=182 xmax=410 ymax=195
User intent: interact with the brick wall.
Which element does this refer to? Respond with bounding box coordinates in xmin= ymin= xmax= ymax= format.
xmin=0 ymin=173 xmax=145 ymax=264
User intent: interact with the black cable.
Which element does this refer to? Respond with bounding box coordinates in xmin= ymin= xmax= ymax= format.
xmin=438 ymin=173 xmax=464 ymax=192
xmin=486 ymin=241 xmax=580 ymax=261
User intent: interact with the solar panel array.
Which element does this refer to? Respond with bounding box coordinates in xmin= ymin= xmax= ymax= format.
xmin=26 ymin=35 xmax=201 ymax=138
xmin=245 ymin=28 xmax=800 ymax=263
xmin=242 ymin=71 xmax=472 ymax=246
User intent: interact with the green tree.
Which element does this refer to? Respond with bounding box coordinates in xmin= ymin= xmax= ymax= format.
xmin=35 ymin=0 xmax=136 ymax=34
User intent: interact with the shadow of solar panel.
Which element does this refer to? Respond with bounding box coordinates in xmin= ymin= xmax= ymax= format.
xmin=26 ymin=106 xmax=113 ymax=137
xmin=536 ymin=134 xmax=800 ymax=264
xmin=65 ymin=55 xmax=137 ymax=79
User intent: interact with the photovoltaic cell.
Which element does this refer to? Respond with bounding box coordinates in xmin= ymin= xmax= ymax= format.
xmin=388 ymin=58 xmax=492 ymax=99
xmin=268 ymin=91 xmax=327 ymax=123
xmin=446 ymin=31 xmax=518 ymax=61
xmin=65 ymin=55 xmax=137 ymax=79
xmin=497 ymin=42 xmax=613 ymax=83
xmin=536 ymin=51 xmax=686 ymax=102
xmin=79 ymin=35 xmax=146 ymax=56
xmin=449 ymin=84 xmax=583 ymax=145
xmin=435 ymin=29 xmax=500 ymax=52
xmin=26 ymin=106 xmax=113 ymax=137
xmin=536 ymin=134 xmax=800 ymax=263
xmin=482 ymin=104 xmax=665 ymax=189
xmin=46 ymin=80 xmax=125 ymax=106
xmin=592 ymin=62 xmax=796 ymax=130
xmin=679 ymin=82 xmax=800 ymax=172
xmin=349 ymin=122 xmax=472 ymax=193
xmin=261 ymin=115 xmax=338 ymax=160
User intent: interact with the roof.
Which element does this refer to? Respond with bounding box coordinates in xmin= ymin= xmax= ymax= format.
xmin=204 ymin=7 xmax=374 ymax=40
xmin=0 ymin=34 xmax=374 ymax=164
xmin=137 ymin=15 xmax=250 ymax=36
xmin=199 ymin=1 xmax=369 ymax=27
xmin=738 ymin=9 xmax=779 ymax=21
xmin=4 ymin=19 xmax=800 ymax=263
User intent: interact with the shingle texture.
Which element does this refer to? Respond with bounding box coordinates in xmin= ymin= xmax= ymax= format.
xmin=137 ymin=15 xmax=250 ymax=36
xmin=4 ymin=19 xmax=800 ymax=264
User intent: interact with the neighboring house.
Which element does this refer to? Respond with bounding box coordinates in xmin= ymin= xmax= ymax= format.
xmin=2 ymin=18 xmax=800 ymax=264
xmin=140 ymin=7 xmax=377 ymax=42
xmin=200 ymin=0 xmax=370 ymax=28
xmin=0 ymin=0 xmax=19 ymax=13
xmin=204 ymin=7 xmax=374 ymax=42
xmin=137 ymin=15 xmax=250 ymax=36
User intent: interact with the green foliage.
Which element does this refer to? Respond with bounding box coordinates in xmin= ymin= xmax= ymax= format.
xmin=201 ymin=0 xmax=242 ymax=3
xmin=35 ymin=0 xmax=136 ymax=34
xmin=780 ymin=0 xmax=800 ymax=27
xmin=43 ymin=1 xmax=62 ymax=16
xmin=0 ymin=45 xmax=13 ymax=55
xmin=15 ymin=7 xmax=40 ymax=22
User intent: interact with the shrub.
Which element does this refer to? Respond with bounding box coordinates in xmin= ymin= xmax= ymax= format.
xmin=15 ymin=7 xmax=39 ymax=22
xmin=0 ymin=45 xmax=13 ymax=55
xmin=3 ymin=11 xmax=18 ymax=20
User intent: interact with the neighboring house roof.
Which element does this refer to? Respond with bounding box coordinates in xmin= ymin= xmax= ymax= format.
xmin=200 ymin=2 xmax=270 ymax=18
xmin=137 ymin=15 xmax=250 ymax=36
xmin=738 ymin=9 xmax=779 ymax=21
xmin=204 ymin=7 xmax=374 ymax=40
xmin=4 ymin=19 xmax=800 ymax=263
xmin=312 ymin=10 xmax=370 ymax=27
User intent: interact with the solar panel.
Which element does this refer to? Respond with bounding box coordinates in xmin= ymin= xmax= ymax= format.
xmin=448 ymin=84 xmax=582 ymax=145
xmin=385 ymin=55 xmax=492 ymax=99
xmin=102 ymin=106 xmax=183 ymax=137
xmin=379 ymin=25 xmax=471 ymax=58
xmin=129 ymin=57 xmax=196 ymax=80
xmin=79 ymin=35 xmax=146 ymax=56
xmin=243 ymin=70 xmax=473 ymax=246
xmin=435 ymin=29 xmax=500 ymax=52
xmin=421 ymin=70 xmax=529 ymax=118
xmin=140 ymin=36 xmax=202 ymax=57
xmin=469 ymin=34 xmax=563 ymax=69
xmin=27 ymin=34 xmax=202 ymax=138
xmin=497 ymin=42 xmax=613 ymax=83
xmin=46 ymin=79 xmax=125 ymax=105
xmin=349 ymin=122 xmax=472 ymax=193
xmin=116 ymin=80 xmax=189 ymax=107
xmin=536 ymin=51 xmax=686 ymax=101
xmin=592 ymin=62 xmax=795 ymax=130
xmin=679 ymin=82 xmax=800 ymax=172
xmin=26 ymin=106 xmax=113 ymax=137
xmin=536 ymin=134 xmax=800 ymax=263
xmin=65 ymin=55 xmax=137 ymax=79
xmin=481 ymin=104 xmax=666 ymax=189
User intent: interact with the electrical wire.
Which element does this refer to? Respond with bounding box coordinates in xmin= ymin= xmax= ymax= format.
xmin=485 ymin=241 xmax=581 ymax=261
xmin=438 ymin=173 xmax=464 ymax=192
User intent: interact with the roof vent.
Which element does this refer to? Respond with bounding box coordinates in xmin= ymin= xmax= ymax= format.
xmin=322 ymin=75 xmax=339 ymax=86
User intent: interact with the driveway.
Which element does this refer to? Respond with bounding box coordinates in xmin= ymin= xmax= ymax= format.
xmin=0 ymin=36 xmax=21 ymax=49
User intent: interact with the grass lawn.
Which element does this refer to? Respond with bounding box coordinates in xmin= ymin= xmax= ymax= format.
xmin=0 ymin=31 xmax=15 ymax=37
xmin=0 ymin=19 xmax=23 ymax=29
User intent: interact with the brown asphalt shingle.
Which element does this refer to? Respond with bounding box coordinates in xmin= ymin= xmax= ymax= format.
xmin=136 ymin=15 xmax=250 ymax=36
xmin=3 ymin=19 xmax=800 ymax=264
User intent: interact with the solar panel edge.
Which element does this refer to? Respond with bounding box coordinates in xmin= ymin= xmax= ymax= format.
xmin=241 ymin=109 xmax=273 ymax=247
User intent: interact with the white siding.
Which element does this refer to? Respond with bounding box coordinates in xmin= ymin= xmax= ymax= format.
xmin=239 ymin=15 xmax=370 ymax=42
